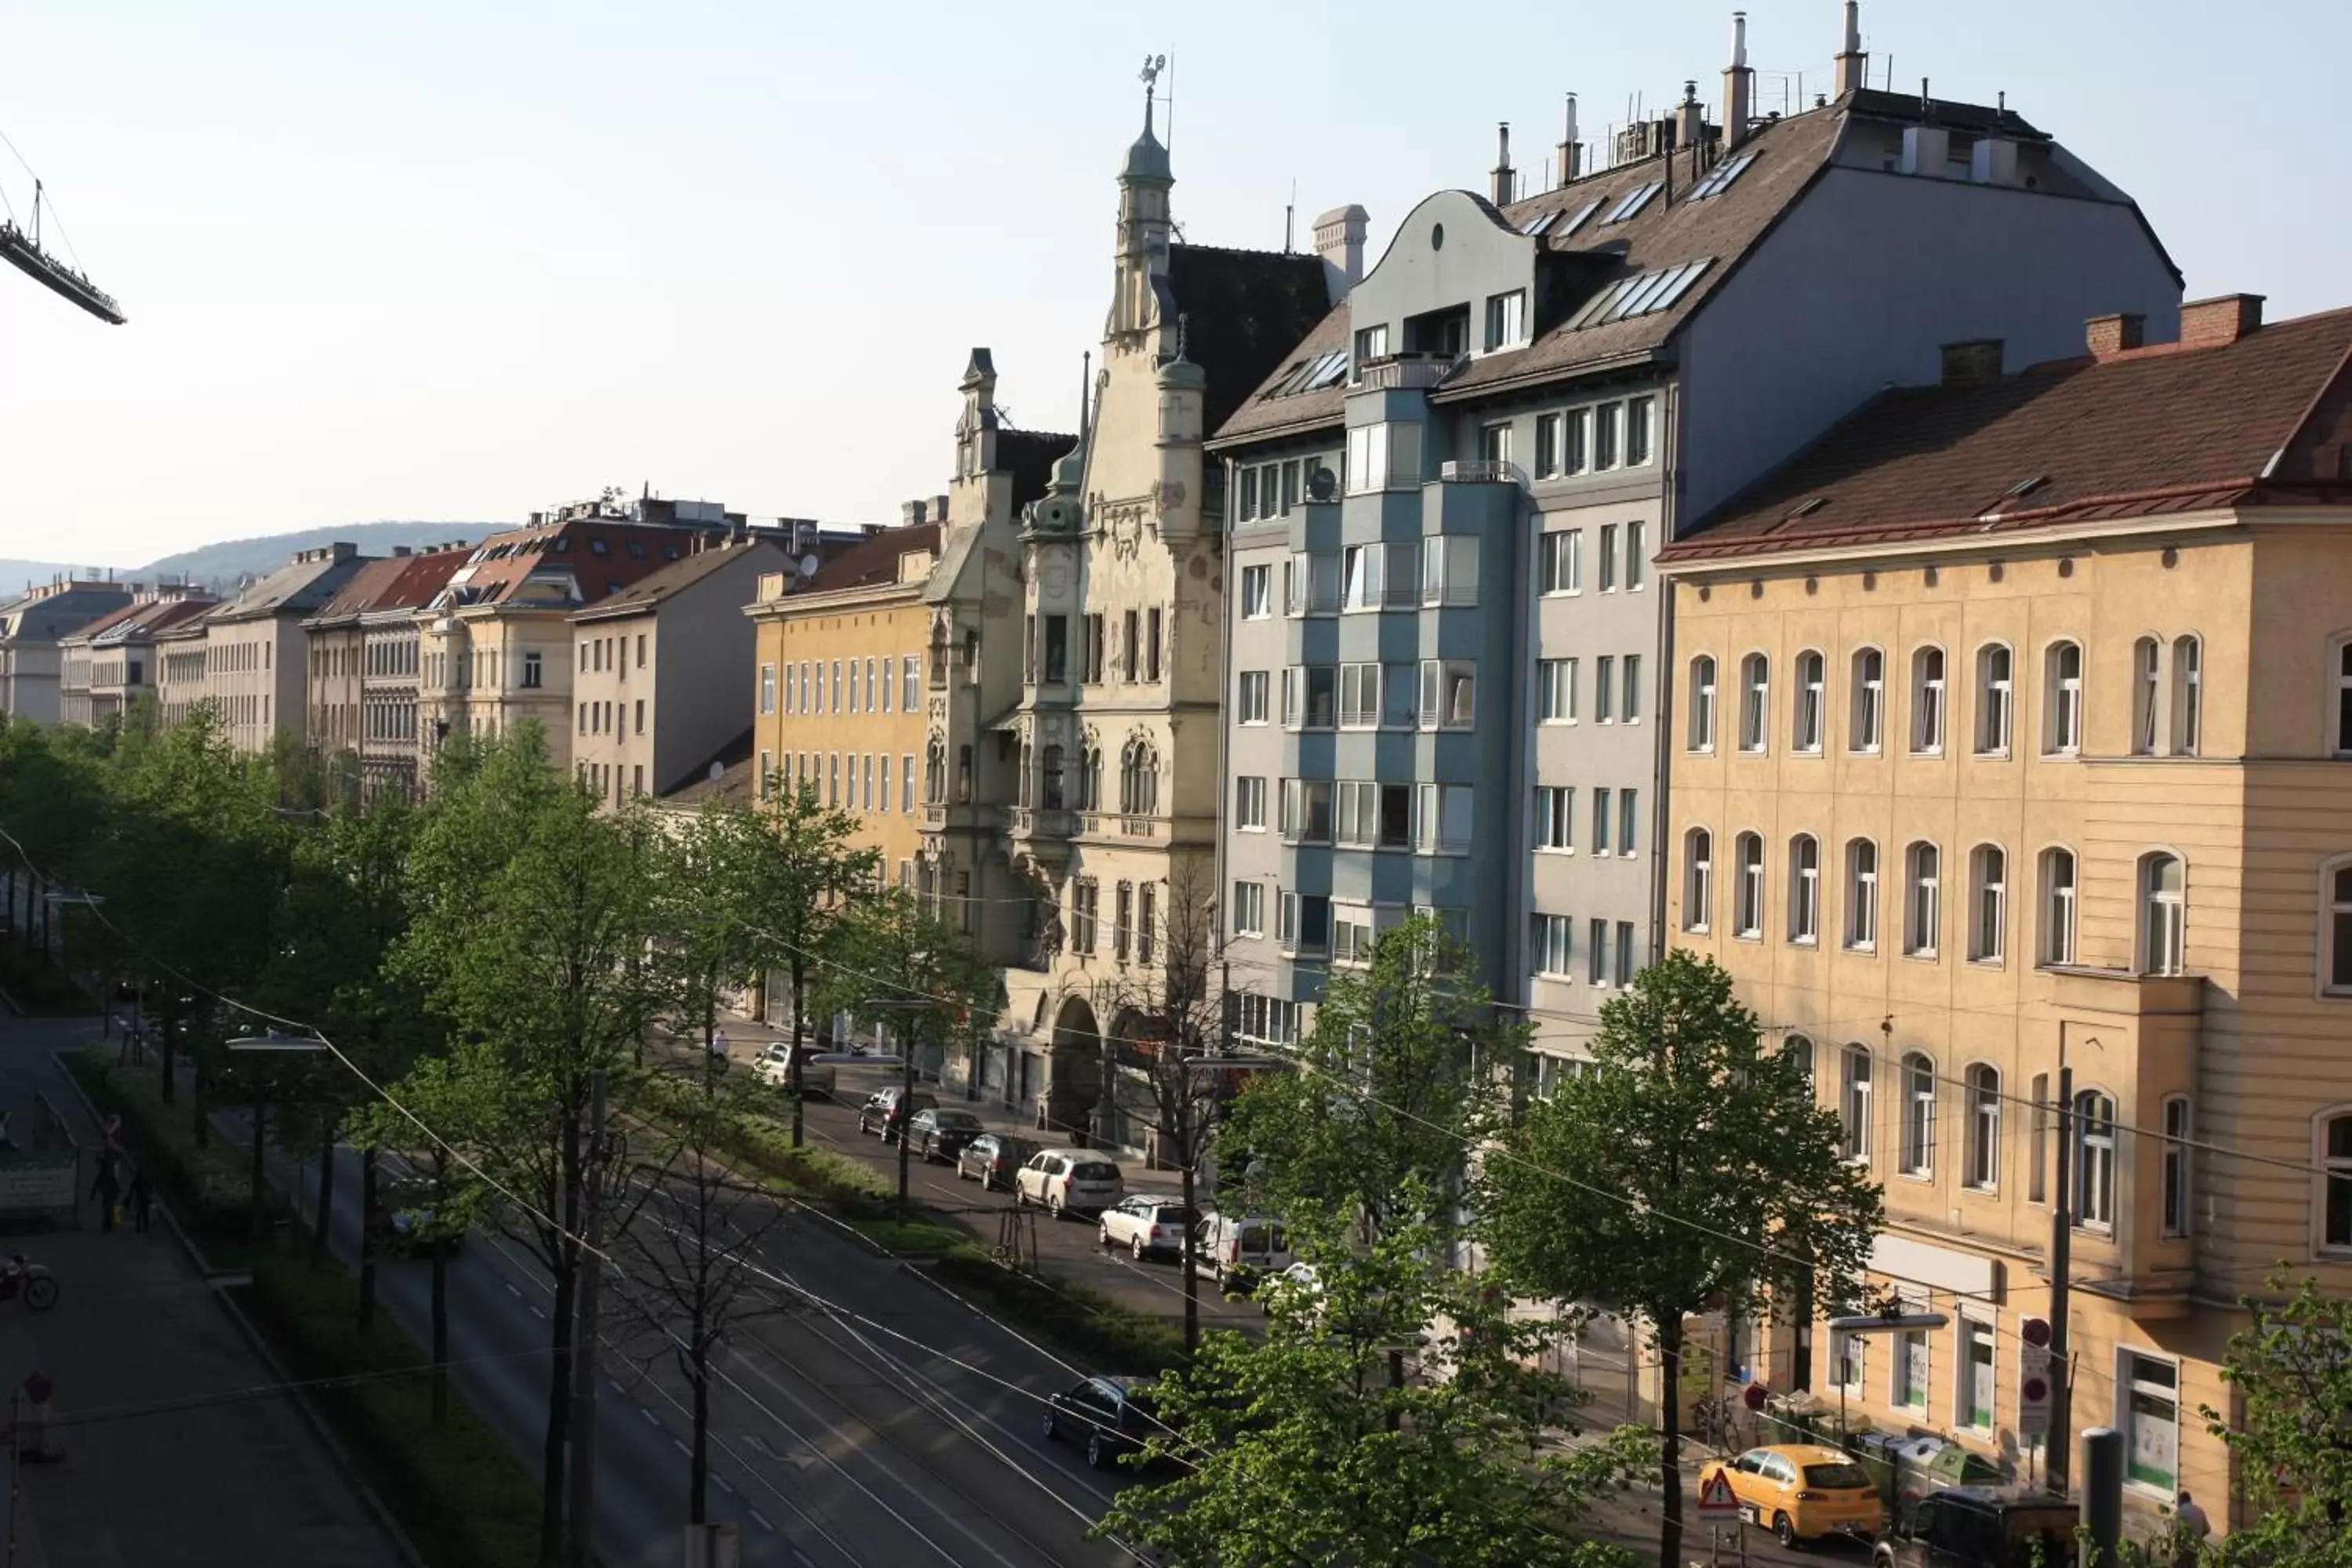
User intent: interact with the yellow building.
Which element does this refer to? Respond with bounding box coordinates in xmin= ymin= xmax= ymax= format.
xmin=745 ymin=519 xmax=938 ymax=888
xmin=1657 ymin=296 xmax=2352 ymax=1530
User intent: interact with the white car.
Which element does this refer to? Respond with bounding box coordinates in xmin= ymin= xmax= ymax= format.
xmin=1014 ymin=1149 xmax=1124 ymax=1218
xmin=750 ymin=1041 xmax=835 ymax=1098
xmin=1097 ymin=1194 xmax=1191 ymax=1262
xmin=1192 ymin=1213 xmax=1293 ymax=1293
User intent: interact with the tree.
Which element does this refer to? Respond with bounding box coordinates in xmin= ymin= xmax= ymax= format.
xmin=619 ymin=1069 xmax=793 ymax=1525
xmin=2198 ymin=1272 xmax=2352 ymax=1566
xmin=1476 ymin=949 xmax=1882 ymax=1568
xmin=650 ymin=800 xmax=780 ymax=1092
xmin=394 ymin=727 xmax=666 ymax=1568
xmin=1098 ymin=859 xmax=1232 ymax=1350
xmin=1099 ymin=1206 xmax=1647 ymax=1568
xmin=736 ymin=780 xmax=878 ymax=1145
xmin=1218 ymin=914 xmax=1512 ymax=1247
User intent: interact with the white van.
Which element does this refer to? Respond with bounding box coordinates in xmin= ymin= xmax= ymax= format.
xmin=1190 ymin=1213 xmax=1292 ymax=1293
xmin=750 ymin=1041 xmax=836 ymax=1098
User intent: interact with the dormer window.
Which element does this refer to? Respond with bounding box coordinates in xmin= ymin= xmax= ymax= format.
xmin=1354 ymin=324 xmax=1388 ymax=365
xmin=590 ymin=538 xmax=609 ymax=556
xmin=1483 ymin=290 xmax=1527 ymax=351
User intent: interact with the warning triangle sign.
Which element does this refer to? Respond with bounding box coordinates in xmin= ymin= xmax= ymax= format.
xmin=1697 ymin=1469 xmax=1740 ymax=1518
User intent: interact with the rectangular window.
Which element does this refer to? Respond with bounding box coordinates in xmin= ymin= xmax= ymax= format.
xmin=1625 ymin=396 xmax=1654 ymax=466
xmin=634 ymin=699 xmax=644 ymax=735
xmin=1354 ymin=323 xmax=1388 ymax=364
xmin=1123 ymin=608 xmax=1141 ymax=681
xmin=1239 ymin=466 xmax=1260 ymax=521
xmin=1341 ymin=544 xmax=1385 ymax=610
xmin=1234 ymin=775 xmax=1268 ymax=829
xmin=1595 ymin=655 xmax=1617 ymax=722
xmin=1417 ymin=660 xmax=1475 ymax=728
xmin=1625 ymin=520 xmax=1646 ymax=589
xmin=1284 ymin=665 xmax=1338 ymax=728
xmin=1593 ymin=402 xmax=1620 ymax=470
xmin=1420 ymin=535 xmax=1479 ymax=606
xmin=1479 ymin=422 xmax=1512 ymax=467
xmin=1618 ymin=789 xmax=1639 ymax=855
xmin=1534 ymin=914 xmax=1573 ymax=977
xmin=1588 ymin=918 xmax=1610 ymax=985
xmin=1592 ymin=787 xmax=1613 ymax=854
xmin=1332 ymin=903 xmax=1380 ymax=966
xmin=1535 ymin=786 xmax=1573 ymax=851
xmin=1280 ymin=779 xmax=1334 ymax=844
xmin=1563 ymin=408 xmax=1590 ymax=474
xmin=902 ymin=754 xmax=914 ymax=813
xmin=1114 ymin=882 xmax=1133 ymax=960
xmin=1232 ymin=881 xmax=1265 ymax=938
xmin=1043 ymin=616 xmax=1069 ymax=684
xmin=2161 ymin=1096 xmax=2192 ymax=1238
xmin=1616 ymin=920 xmax=1635 ymax=986
xmin=1239 ymin=670 xmax=1271 ymax=724
xmin=1894 ymin=1328 xmax=1929 ymax=1411
xmin=1959 ymin=1319 xmax=1995 ymax=1430
xmin=903 ymin=655 xmax=919 ymax=710
xmin=1598 ymin=524 xmax=1618 ymax=591
xmin=1338 ymin=662 xmax=1382 ymax=728
xmin=1538 ymin=658 xmax=1577 ymax=722
xmin=1538 ymin=529 xmax=1582 ymax=594
xmin=1281 ymin=460 xmax=1300 ymax=514
xmin=1624 ymin=655 xmax=1642 ymax=722
xmin=1241 ymin=564 xmax=1272 ymax=618
xmin=759 ymin=662 xmax=776 ymax=714
xmin=2122 ymin=1354 xmax=2180 ymax=1493
xmin=1414 ymin=783 xmax=1474 ymax=852
xmin=1483 ymin=289 xmax=1526 ymax=350
xmin=1345 ymin=423 xmax=1421 ymax=493
xmin=1534 ymin=413 xmax=1561 ymax=477
xmin=831 ymin=659 xmax=842 ymax=711
xmin=1287 ymin=551 xmax=1340 ymax=615
xmin=1083 ymin=613 xmax=1105 ymax=683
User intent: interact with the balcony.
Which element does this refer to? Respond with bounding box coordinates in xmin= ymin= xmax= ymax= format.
xmin=1007 ymin=806 xmax=1076 ymax=841
xmin=1356 ymin=354 xmax=1458 ymax=393
xmin=1439 ymin=459 xmax=1524 ymax=485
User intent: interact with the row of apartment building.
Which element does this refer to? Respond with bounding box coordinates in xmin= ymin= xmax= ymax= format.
xmin=728 ymin=5 xmax=2352 ymax=1531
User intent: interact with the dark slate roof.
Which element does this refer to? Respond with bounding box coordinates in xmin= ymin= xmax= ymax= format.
xmin=1164 ymin=244 xmax=1333 ymax=436
xmin=799 ymin=523 xmax=940 ymax=597
xmin=570 ymin=536 xmax=790 ymax=623
xmin=999 ymin=430 xmax=1080 ymax=511
xmin=1660 ymin=306 xmax=2352 ymax=563
xmin=307 ymin=554 xmax=412 ymax=626
xmin=209 ymin=547 xmax=376 ymax=623
xmin=0 ymin=583 xmax=134 ymax=644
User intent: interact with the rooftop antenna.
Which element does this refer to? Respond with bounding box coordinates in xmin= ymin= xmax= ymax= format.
xmin=1079 ymin=349 xmax=1091 ymax=445
xmin=1283 ymin=179 xmax=1295 ymax=252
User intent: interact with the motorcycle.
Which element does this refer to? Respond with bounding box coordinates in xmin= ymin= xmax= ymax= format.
xmin=0 ymin=1258 xmax=58 ymax=1312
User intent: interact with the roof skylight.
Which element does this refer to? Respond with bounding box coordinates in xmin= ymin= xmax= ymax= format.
xmin=1521 ymin=210 xmax=1559 ymax=238
xmin=1602 ymin=182 xmax=1663 ymax=223
xmin=1688 ymin=152 xmax=1758 ymax=201
xmin=1555 ymin=198 xmax=1603 ymax=238
xmin=1563 ymin=257 xmax=1716 ymax=331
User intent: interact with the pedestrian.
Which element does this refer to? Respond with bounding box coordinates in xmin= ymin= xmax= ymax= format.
xmin=2173 ymin=1490 xmax=2211 ymax=1565
xmin=126 ymin=1165 xmax=152 ymax=1234
xmin=90 ymin=1156 xmax=121 ymax=1234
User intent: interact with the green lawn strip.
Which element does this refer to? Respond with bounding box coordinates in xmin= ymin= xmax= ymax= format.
xmin=236 ymin=1259 xmax=543 ymax=1568
xmin=64 ymin=1048 xmax=279 ymax=1262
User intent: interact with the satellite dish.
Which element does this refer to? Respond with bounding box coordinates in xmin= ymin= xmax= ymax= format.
xmin=1305 ymin=465 xmax=1338 ymax=501
xmin=797 ymin=554 xmax=820 ymax=579
xmin=709 ymin=760 xmax=725 ymax=782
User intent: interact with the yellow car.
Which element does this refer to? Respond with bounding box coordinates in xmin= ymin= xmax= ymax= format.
xmin=1698 ymin=1443 xmax=1886 ymax=1548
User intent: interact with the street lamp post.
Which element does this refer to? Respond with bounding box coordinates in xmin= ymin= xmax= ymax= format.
xmin=862 ymin=998 xmax=931 ymax=1218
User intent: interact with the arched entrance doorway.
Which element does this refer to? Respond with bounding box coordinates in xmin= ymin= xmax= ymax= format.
xmin=1046 ymin=995 xmax=1102 ymax=1144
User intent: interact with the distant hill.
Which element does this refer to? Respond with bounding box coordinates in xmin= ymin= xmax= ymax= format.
xmin=0 ymin=559 xmax=106 ymax=597
xmin=140 ymin=521 xmax=496 ymax=591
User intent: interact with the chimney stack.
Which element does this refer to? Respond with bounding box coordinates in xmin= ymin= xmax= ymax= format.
xmin=1723 ymin=12 xmax=1755 ymax=149
xmin=1940 ymin=339 xmax=2005 ymax=387
xmin=1555 ymin=93 xmax=1582 ymax=187
xmin=1834 ymin=0 xmax=1868 ymax=96
xmin=1674 ymin=82 xmax=1706 ymax=151
xmin=1313 ymin=205 xmax=1369 ymax=301
xmin=1490 ymin=123 xmax=1515 ymax=205
xmin=2179 ymin=294 xmax=2265 ymax=349
xmin=2085 ymin=314 xmax=2146 ymax=358
xmin=901 ymin=499 xmax=928 ymax=528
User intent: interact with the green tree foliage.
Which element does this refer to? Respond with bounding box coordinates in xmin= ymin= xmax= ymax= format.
xmin=2199 ymin=1273 xmax=2352 ymax=1566
xmin=1477 ymin=949 xmax=1882 ymax=1568
xmin=1100 ymin=1207 xmax=1646 ymax=1568
xmin=818 ymin=884 xmax=1002 ymax=1081
xmin=1218 ymin=913 xmax=1513 ymax=1245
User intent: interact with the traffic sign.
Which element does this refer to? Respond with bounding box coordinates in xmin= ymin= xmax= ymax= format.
xmin=2019 ymin=1336 xmax=2053 ymax=1439
xmin=1697 ymin=1469 xmax=1741 ymax=1520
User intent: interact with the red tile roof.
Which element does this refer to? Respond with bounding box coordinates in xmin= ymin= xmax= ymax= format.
xmin=1661 ymin=306 xmax=2352 ymax=563
xmin=435 ymin=521 xmax=725 ymax=612
xmin=800 ymin=524 xmax=939 ymax=597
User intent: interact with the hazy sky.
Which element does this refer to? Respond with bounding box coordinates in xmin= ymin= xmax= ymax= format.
xmin=3 ymin=1 xmax=2345 ymax=568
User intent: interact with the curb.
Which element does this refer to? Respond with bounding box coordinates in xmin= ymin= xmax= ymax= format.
xmin=48 ymin=1047 xmax=427 ymax=1568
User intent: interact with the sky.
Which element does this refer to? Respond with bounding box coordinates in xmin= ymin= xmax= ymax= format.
xmin=2 ymin=0 xmax=2347 ymax=568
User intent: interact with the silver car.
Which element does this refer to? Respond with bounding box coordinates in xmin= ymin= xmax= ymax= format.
xmin=1014 ymin=1148 xmax=1124 ymax=1218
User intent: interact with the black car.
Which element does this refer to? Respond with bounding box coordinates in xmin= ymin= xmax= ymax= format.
xmin=908 ymin=1108 xmax=986 ymax=1163
xmin=956 ymin=1133 xmax=1040 ymax=1191
xmin=1040 ymin=1375 xmax=1163 ymax=1472
xmin=1873 ymin=1486 xmax=2077 ymax=1568
xmin=858 ymin=1087 xmax=938 ymax=1142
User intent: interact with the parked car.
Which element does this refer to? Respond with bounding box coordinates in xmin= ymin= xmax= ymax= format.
xmin=1698 ymin=1443 xmax=1885 ymax=1548
xmin=1097 ymin=1195 xmax=1190 ymax=1262
xmin=1013 ymin=1149 xmax=1124 ymax=1218
xmin=1040 ymin=1375 xmax=1163 ymax=1471
xmin=1872 ymin=1486 xmax=2074 ymax=1568
xmin=858 ymin=1087 xmax=938 ymax=1142
xmin=751 ymin=1041 xmax=836 ymax=1099
xmin=907 ymin=1108 xmax=987 ymax=1163
xmin=955 ymin=1133 xmax=1039 ymax=1191
xmin=372 ymin=1173 xmax=463 ymax=1259
xmin=1191 ymin=1212 xmax=1292 ymax=1293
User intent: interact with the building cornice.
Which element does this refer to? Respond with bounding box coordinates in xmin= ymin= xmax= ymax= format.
xmin=1658 ymin=506 xmax=2251 ymax=579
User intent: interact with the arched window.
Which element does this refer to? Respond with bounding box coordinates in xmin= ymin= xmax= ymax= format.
xmin=1083 ymin=747 xmax=1104 ymax=812
xmin=1789 ymin=834 xmax=1821 ymax=944
xmin=2074 ymin=1090 xmax=2117 ymax=1230
xmin=1015 ymin=742 xmax=1032 ymax=808
xmin=1793 ymin=650 xmax=1825 ymax=753
xmin=2141 ymin=852 xmax=2186 ymax=975
xmin=2041 ymin=848 xmax=2078 ymax=966
xmin=1910 ymin=646 xmax=1946 ymax=754
xmin=1974 ymin=644 xmax=2013 ymax=755
xmin=2324 ymin=858 xmax=2352 ymax=996
xmin=1844 ymin=839 xmax=1879 ymax=951
xmin=1683 ymin=829 xmax=1714 ymax=932
xmin=1904 ymin=841 xmax=1941 ymax=956
xmin=1687 ymin=656 xmax=1718 ymax=752
xmin=2333 ymin=637 xmax=2352 ymax=757
xmin=2131 ymin=636 xmax=2161 ymax=756
xmin=1841 ymin=1045 xmax=1872 ymax=1163
xmin=1734 ymin=832 xmax=1766 ymax=938
xmin=1040 ymin=743 xmax=1065 ymax=810
xmin=1965 ymin=1064 xmax=2001 ymax=1191
xmin=2172 ymin=635 xmax=2201 ymax=756
xmin=2044 ymin=640 xmax=2084 ymax=755
xmin=1969 ymin=844 xmax=2007 ymax=964
xmin=1900 ymin=1051 xmax=1936 ymax=1176
xmin=1120 ymin=741 xmax=1158 ymax=817
xmin=1850 ymin=647 xmax=1885 ymax=753
xmin=2161 ymin=1095 xmax=2192 ymax=1238
xmin=1784 ymin=1034 xmax=1815 ymax=1095
xmin=1738 ymin=653 xmax=1769 ymax=753
xmin=2320 ymin=1110 xmax=2352 ymax=1254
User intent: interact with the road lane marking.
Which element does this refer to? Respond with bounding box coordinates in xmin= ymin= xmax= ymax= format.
xmin=750 ymin=1511 xmax=775 ymax=1533
xmin=641 ymin=1406 xmax=662 ymax=1428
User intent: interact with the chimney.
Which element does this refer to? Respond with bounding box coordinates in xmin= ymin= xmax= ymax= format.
xmin=1901 ymin=121 xmax=1951 ymax=176
xmin=1674 ymin=82 xmax=1706 ymax=152
xmin=1555 ymin=94 xmax=1582 ymax=187
xmin=1940 ymin=339 xmax=2005 ymax=387
xmin=901 ymin=499 xmax=928 ymax=528
xmin=2180 ymin=293 xmax=2265 ymax=349
xmin=1834 ymin=0 xmax=1868 ymax=96
xmin=931 ymin=494 xmax=949 ymax=520
xmin=392 ymin=545 xmax=413 ymax=557
xmin=1722 ymin=13 xmax=1755 ymax=149
xmin=1970 ymin=136 xmax=2020 ymax=186
xmin=1312 ymin=204 xmax=1370 ymax=301
xmin=2085 ymin=314 xmax=2146 ymax=358
xmin=1490 ymin=122 xmax=1515 ymax=205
